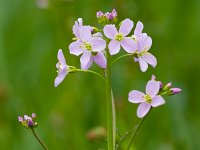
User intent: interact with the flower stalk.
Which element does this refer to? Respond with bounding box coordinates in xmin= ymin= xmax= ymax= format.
xmin=127 ymin=109 xmax=150 ymax=150
xmin=105 ymin=46 xmax=115 ymax=150
xmin=31 ymin=129 xmax=49 ymax=150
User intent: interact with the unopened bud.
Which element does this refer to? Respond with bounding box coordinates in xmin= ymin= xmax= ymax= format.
xmin=170 ymin=88 xmax=182 ymax=95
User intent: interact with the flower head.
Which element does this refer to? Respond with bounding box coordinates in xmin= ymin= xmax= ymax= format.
xmin=18 ymin=113 xmax=38 ymax=129
xmin=103 ymin=19 xmax=137 ymax=55
xmin=134 ymin=34 xmax=157 ymax=72
xmin=96 ymin=9 xmax=117 ymax=24
xmin=169 ymin=88 xmax=182 ymax=95
xmin=69 ymin=26 xmax=106 ymax=70
xmin=128 ymin=79 xmax=165 ymax=118
xmin=54 ymin=49 xmax=68 ymax=87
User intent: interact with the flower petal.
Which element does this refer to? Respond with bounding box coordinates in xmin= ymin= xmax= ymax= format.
xmin=93 ymin=32 xmax=103 ymax=37
xmin=80 ymin=26 xmax=92 ymax=41
xmin=69 ymin=41 xmax=84 ymax=56
xmin=128 ymin=90 xmax=145 ymax=103
xmin=93 ymin=52 xmax=107 ymax=68
xmin=90 ymin=37 xmax=106 ymax=52
xmin=137 ymin=102 xmax=151 ymax=118
xmin=54 ymin=69 xmax=67 ymax=87
xmin=80 ymin=51 xmax=92 ymax=70
xmin=138 ymin=57 xmax=148 ymax=72
xmin=103 ymin=25 xmax=118 ymax=39
xmin=72 ymin=18 xmax=83 ymax=38
xmin=151 ymin=95 xmax=165 ymax=107
xmin=142 ymin=53 xmax=157 ymax=68
xmin=119 ymin=19 xmax=134 ymax=36
xmin=108 ymin=40 xmax=120 ymax=55
xmin=142 ymin=35 xmax=152 ymax=51
xmin=121 ymin=37 xmax=137 ymax=53
xmin=57 ymin=49 xmax=67 ymax=66
xmin=146 ymin=80 xmax=160 ymax=97
xmin=134 ymin=21 xmax=144 ymax=36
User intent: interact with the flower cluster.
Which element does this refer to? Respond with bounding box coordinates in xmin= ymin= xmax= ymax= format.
xmin=128 ymin=75 xmax=182 ymax=118
xmin=54 ymin=9 xmax=159 ymax=86
xmin=97 ymin=9 xmax=117 ymax=24
xmin=18 ymin=113 xmax=38 ymax=129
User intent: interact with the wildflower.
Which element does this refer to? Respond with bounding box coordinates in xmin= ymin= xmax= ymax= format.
xmin=96 ymin=11 xmax=104 ymax=18
xmin=134 ymin=34 xmax=157 ymax=72
xmin=128 ymin=79 xmax=165 ymax=118
xmin=69 ymin=26 xmax=106 ymax=70
xmin=18 ymin=113 xmax=38 ymax=129
xmin=103 ymin=19 xmax=137 ymax=55
xmin=54 ymin=49 xmax=68 ymax=87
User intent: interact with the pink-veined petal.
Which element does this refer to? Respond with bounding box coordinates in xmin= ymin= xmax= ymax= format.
xmin=134 ymin=21 xmax=144 ymax=36
xmin=93 ymin=52 xmax=107 ymax=68
xmin=54 ymin=69 xmax=67 ymax=87
xmin=138 ymin=57 xmax=148 ymax=72
xmin=80 ymin=51 xmax=92 ymax=70
xmin=128 ymin=90 xmax=145 ymax=103
xmin=146 ymin=80 xmax=160 ymax=97
xmin=151 ymin=95 xmax=165 ymax=107
xmin=142 ymin=53 xmax=157 ymax=68
xmin=121 ymin=37 xmax=137 ymax=53
xmin=103 ymin=25 xmax=118 ymax=39
xmin=108 ymin=40 xmax=120 ymax=55
xmin=69 ymin=41 xmax=84 ymax=56
xmin=90 ymin=37 xmax=106 ymax=52
xmin=80 ymin=26 xmax=92 ymax=41
xmin=57 ymin=49 xmax=67 ymax=66
xmin=137 ymin=102 xmax=151 ymax=118
xmin=119 ymin=19 xmax=134 ymax=36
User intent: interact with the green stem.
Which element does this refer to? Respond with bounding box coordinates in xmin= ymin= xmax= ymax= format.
xmin=31 ymin=129 xmax=49 ymax=150
xmin=109 ymin=53 xmax=134 ymax=67
xmin=105 ymin=48 xmax=114 ymax=150
xmin=76 ymin=69 xmax=106 ymax=82
xmin=127 ymin=110 xmax=150 ymax=150
xmin=115 ymin=126 xmax=137 ymax=150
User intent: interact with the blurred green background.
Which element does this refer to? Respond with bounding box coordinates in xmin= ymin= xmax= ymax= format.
xmin=0 ymin=0 xmax=200 ymax=149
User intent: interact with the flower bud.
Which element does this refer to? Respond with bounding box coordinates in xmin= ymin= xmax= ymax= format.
xmin=96 ymin=11 xmax=104 ymax=18
xmin=18 ymin=113 xmax=38 ymax=129
xmin=163 ymin=82 xmax=172 ymax=91
xmin=169 ymin=88 xmax=182 ymax=95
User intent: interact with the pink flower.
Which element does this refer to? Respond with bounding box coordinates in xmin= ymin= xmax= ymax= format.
xmin=134 ymin=34 xmax=157 ymax=72
xmin=54 ymin=49 xmax=68 ymax=87
xmin=18 ymin=113 xmax=38 ymax=128
xmin=128 ymin=79 xmax=165 ymax=118
xmin=103 ymin=19 xmax=137 ymax=55
xmin=69 ymin=26 xmax=106 ymax=70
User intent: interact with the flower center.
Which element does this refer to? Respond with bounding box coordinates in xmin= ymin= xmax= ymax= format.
xmin=144 ymin=94 xmax=152 ymax=103
xmin=82 ymin=42 xmax=92 ymax=51
xmin=115 ymin=33 xmax=123 ymax=41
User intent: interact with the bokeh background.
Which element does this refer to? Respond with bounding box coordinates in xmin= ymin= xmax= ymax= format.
xmin=0 ymin=0 xmax=200 ymax=149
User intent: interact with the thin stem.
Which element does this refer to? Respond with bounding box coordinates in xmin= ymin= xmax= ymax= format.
xmin=105 ymin=47 xmax=114 ymax=150
xmin=115 ymin=126 xmax=137 ymax=150
xmin=76 ymin=69 xmax=106 ymax=82
xmin=31 ymin=129 xmax=49 ymax=150
xmin=127 ymin=110 xmax=151 ymax=150
xmin=109 ymin=53 xmax=134 ymax=67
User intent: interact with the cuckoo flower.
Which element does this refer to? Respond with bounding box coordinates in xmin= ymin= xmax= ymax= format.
xmin=134 ymin=34 xmax=157 ymax=72
xmin=18 ymin=113 xmax=38 ymax=128
xmin=128 ymin=79 xmax=165 ymax=118
xmin=69 ymin=26 xmax=106 ymax=70
xmin=103 ymin=19 xmax=137 ymax=55
xmin=54 ymin=49 xmax=68 ymax=87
